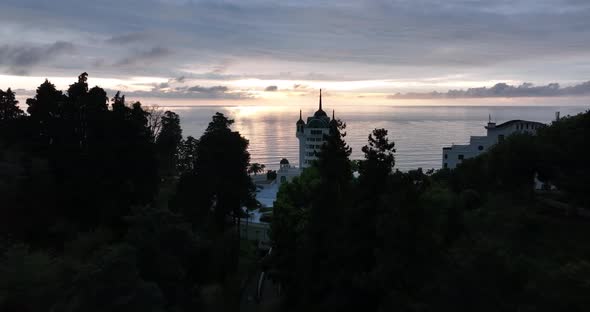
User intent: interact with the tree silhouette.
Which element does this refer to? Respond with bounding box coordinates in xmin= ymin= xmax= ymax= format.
xmin=305 ymin=117 xmax=353 ymax=302
xmin=0 ymin=74 xmax=265 ymax=311
xmin=156 ymin=111 xmax=182 ymax=176
xmin=172 ymin=112 xmax=255 ymax=233
xmin=177 ymin=136 xmax=199 ymax=174
xmin=0 ymin=88 xmax=23 ymax=121
xmin=352 ymin=128 xmax=397 ymax=275
xmin=145 ymin=105 xmax=164 ymax=139
xmin=247 ymin=163 xmax=266 ymax=175
xmin=26 ymin=79 xmax=64 ymax=120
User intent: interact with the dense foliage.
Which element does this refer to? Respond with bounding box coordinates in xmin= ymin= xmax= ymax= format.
xmin=271 ymin=111 xmax=590 ymax=311
xmin=0 ymin=74 xmax=255 ymax=311
xmin=2 ymin=73 xmax=589 ymax=311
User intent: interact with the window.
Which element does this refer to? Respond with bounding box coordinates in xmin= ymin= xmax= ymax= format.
xmin=458 ymin=154 xmax=464 ymax=160
xmin=280 ymin=176 xmax=286 ymax=183
xmin=478 ymin=145 xmax=484 ymax=151
xmin=444 ymin=163 xmax=448 ymax=169
xmin=498 ymin=134 xmax=505 ymax=142
xmin=444 ymin=154 xmax=448 ymax=159
xmin=311 ymin=130 xmax=323 ymax=135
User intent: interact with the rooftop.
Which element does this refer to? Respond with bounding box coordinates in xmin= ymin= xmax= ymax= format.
xmin=486 ymin=119 xmax=545 ymax=130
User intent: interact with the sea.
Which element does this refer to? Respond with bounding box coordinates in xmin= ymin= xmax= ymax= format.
xmin=167 ymin=104 xmax=588 ymax=171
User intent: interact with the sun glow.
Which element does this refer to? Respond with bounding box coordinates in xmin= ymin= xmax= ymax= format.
xmin=226 ymin=105 xmax=291 ymax=118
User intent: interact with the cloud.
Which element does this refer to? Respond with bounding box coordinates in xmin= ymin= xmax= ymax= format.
xmin=389 ymin=81 xmax=590 ymax=99
xmin=149 ymin=75 xmax=186 ymax=91
xmin=115 ymin=46 xmax=172 ymax=67
xmin=293 ymin=84 xmax=310 ymax=90
xmin=0 ymin=41 xmax=74 ymax=75
xmin=181 ymin=84 xmax=252 ymax=99
xmin=105 ymin=32 xmax=151 ymax=45
xmin=1 ymin=1 xmax=590 ymax=87
xmin=264 ymin=85 xmax=278 ymax=91
xmin=187 ymin=85 xmax=229 ymax=93
xmin=105 ymin=87 xmax=252 ymax=100
xmin=103 ymin=83 xmax=252 ymax=100
xmin=155 ymin=82 xmax=169 ymax=89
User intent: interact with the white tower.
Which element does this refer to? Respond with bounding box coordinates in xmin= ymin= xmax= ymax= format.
xmin=296 ymin=90 xmax=332 ymax=169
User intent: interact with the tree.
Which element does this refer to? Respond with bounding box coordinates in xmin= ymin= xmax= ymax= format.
xmin=0 ymin=74 xmax=255 ymax=311
xmin=353 ymin=129 xmax=397 ymax=273
xmin=172 ymin=113 xmax=255 ymax=233
xmin=111 ymin=91 xmax=126 ymax=114
xmin=25 ymin=80 xmax=66 ymax=147
xmin=0 ymin=88 xmax=24 ymax=144
xmin=247 ymin=163 xmax=266 ymax=176
xmin=304 ymin=118 xmax=353 ymax=303
xmin=156 ymin=111 xmax=183 ymax=176
xmin=26 ymin=79 xmax=64 ymax=121
xmin=359 ymin=128 xmax=396 ymax=193
xmin=18 ymin=75 xmax=159 ymax=235
xmin=537 ymin=111 xmax=590 ymax=206
xmin=270 ymin=166 xmax=319 ymax=297
xmin=145 ymin=105 xmax=164 ymax=139
xmin=0 ymin=88 xmax=23 ymax=121
xmin=177 ymin=136 xmax=199 ymax=174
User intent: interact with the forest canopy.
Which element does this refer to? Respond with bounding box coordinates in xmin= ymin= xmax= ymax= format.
xmin=1 ymin=73 xmax=589 ymax=311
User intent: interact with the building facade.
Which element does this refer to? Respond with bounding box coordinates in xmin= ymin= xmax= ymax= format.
xmin=276 ymin=158 xmax=301 ymax=184
xmin=442 ymin=118 xmax=545 ymax=169
xmin=296 ymin=90 xmax=333 ymax=169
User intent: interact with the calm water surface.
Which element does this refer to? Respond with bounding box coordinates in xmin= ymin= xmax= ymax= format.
xmin=168 ymin=105 xmax=588 ymax=171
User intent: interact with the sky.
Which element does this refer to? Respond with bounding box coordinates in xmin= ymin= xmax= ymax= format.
xmin=1 ymin=0 xmax=590 ymax=106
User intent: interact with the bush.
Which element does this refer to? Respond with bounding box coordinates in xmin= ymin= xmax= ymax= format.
xmin=460 ymin=189 xmax=482 ymax=211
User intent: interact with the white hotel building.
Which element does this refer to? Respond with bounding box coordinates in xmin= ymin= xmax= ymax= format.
xmin=296 ymin=90 xmax=334 ymax=169
xmin=442 ymin=117 xmax=546 ymax=169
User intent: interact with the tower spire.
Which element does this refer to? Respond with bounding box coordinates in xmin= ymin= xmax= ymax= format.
xmin=319 ymin=89 xmax=322 ymax=111
xmin=332 ymin=109 xmax=335 ymax=120
xmin=299 ymin=109 xmax=302 ymax=120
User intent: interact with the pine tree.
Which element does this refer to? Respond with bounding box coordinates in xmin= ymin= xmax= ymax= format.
xmin=173 ymin=113 xmax=254 ymax=233
xmin=0 ymin=88 xmax=23 ymax=121
xmin=306 ymin=117 xmax=352 ymax=302
xmin=354 ymin=129 xmax=396 ymax=274
xmin=156 ymin=111 xmax=182 ymax=176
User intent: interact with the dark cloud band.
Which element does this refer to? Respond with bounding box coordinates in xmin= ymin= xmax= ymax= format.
xmin=389 ymin=81 xmax=590 ymax=99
